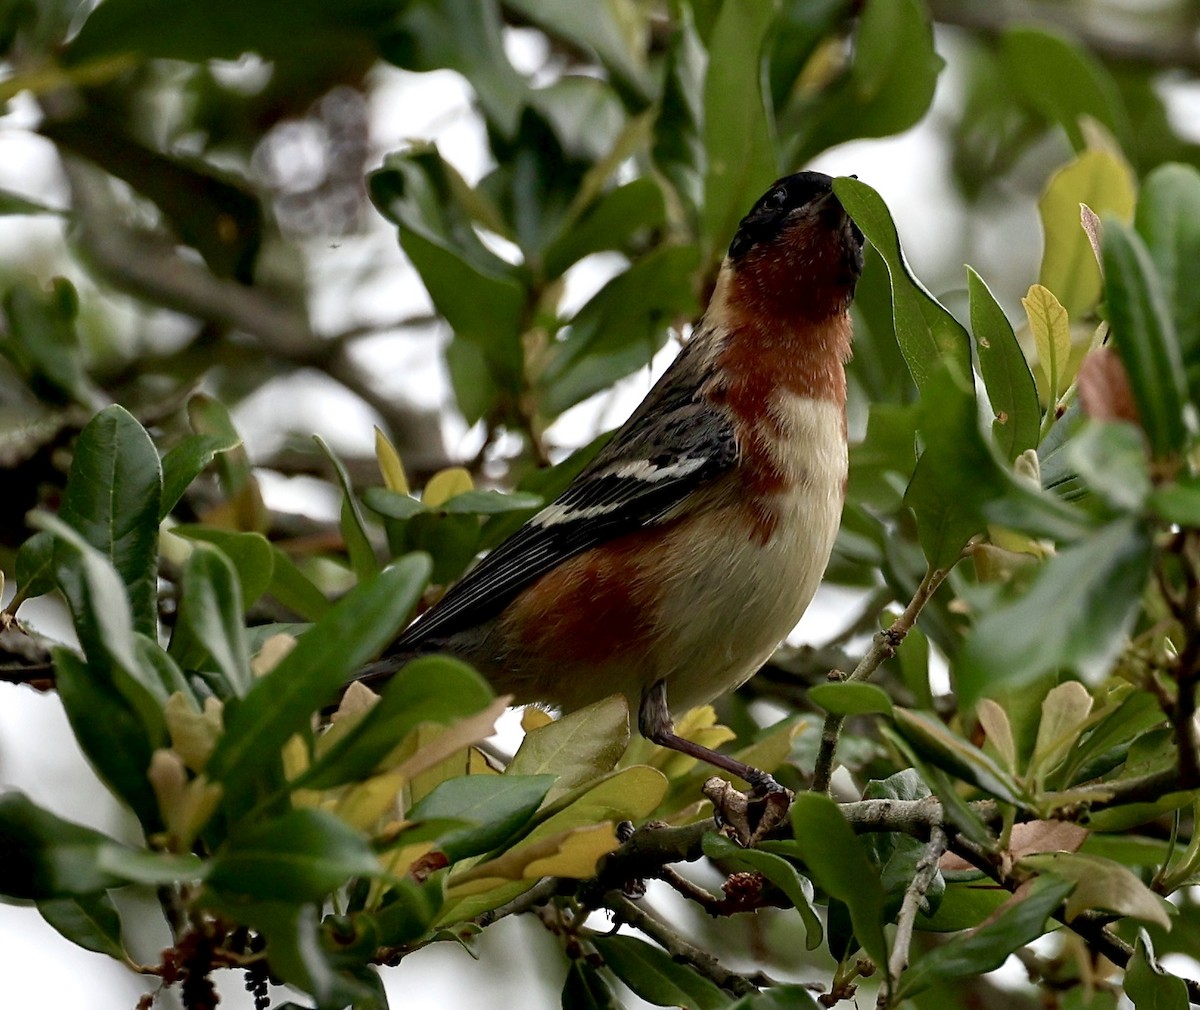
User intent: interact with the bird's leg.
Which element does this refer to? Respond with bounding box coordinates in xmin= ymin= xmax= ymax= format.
xmin=638 ymin=680 xmax=792 ymax=844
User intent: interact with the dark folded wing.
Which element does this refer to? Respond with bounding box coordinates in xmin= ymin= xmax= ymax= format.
xmin=396 ymin=337 xmax=737 ymax=647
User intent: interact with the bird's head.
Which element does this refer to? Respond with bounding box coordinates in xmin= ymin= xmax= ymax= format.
xmin=724 ymin=172 xmax=865 ymax=320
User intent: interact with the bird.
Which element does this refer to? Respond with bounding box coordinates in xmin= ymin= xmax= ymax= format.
xmin=360 ymin=170 xmax=864 ymax=794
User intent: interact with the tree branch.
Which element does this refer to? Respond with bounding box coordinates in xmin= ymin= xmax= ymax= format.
xmin=811 ymin=564 xmax=953 ymax=793
xmin=881 ymin=826 xmax=947 ymax=1008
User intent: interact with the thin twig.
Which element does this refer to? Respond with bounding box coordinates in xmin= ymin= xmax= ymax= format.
xmin=811 ymin=564 xmax=953 ymax=793
xmin=881 ymin=826 xmax=947 ymax=1008
xmin=604 ymin=893 xmax=758 ymax=997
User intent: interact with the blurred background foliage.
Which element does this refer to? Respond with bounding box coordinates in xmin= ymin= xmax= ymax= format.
xmin=4 ymin=0 xmax=1200 ymax=1008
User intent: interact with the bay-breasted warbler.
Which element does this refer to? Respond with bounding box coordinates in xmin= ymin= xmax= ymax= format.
xmin=361 ymin=171 xmax=864 ymax=793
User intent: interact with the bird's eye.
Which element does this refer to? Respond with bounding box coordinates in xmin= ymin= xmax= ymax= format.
xmin=764 ymin=187 xmax=789 ymax=211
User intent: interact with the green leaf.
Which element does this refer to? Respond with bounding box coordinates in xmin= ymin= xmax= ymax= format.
xmin=506 ymin=695 xmax=630 ymax=801
xmin=267 ymin=546 xmax=331 ymax=621
xmin=1057 ymin=690 xmax=1165 ymax=788
xmin=315 ymin=434 xmax=379 ymax=582
xmin=537 ymin=244 xmax=699 ymax=417
xmin=66 ymin=0 xmax=394 ymax=63
xmin=13 ymin=530 xmax=55 ymax=603
xmin=789 ymin=0 xmax=942 ymax=164
xmin=172 ymin=526 xmax=274 ymax=608
xmin=0 ymin=188 xmax=63 ymax=215
xmin=1151 ymin=477 xmax=1200 ymax=527
xmin=206 ymin=555 xmax=431 ymax=815
xmin=159 ymin=431 xmax=241 ymax=520
xmin=297 ymin=655 xmax=493 ymax=790
xmin=363 ymin=487 xmax=427 ymax=521
xmin=1022 ymin=283 xmax=1072 ymax=404
xmin=1037 ymin=150 xmax=1136 ymax=319
xmin=1 ymin=278 xmax=93 ymax=404
xmin=440 ymin=489 xmax=544 ymax=516
xmin=60 ymin=404 xmax=162 ymax=636
xmin=543 ymin=178 xmax=665 ymax=280
xmin=1019 ymin=852 xmax=1172 ymax=929
xmin=1126 ymin=933 xmax=1189 ymax=1010
xmin=786 ymin=792 xmax=888 ymax=968
xmin=1135 ymin=163 xmax=1200 ymax=379
xmin=0 ymin=792 xmax=197 ymax=899
xmin=1001 ymin=26 xmax=1127 ymax=152
xmin=958 ymin=518 xmax=1153 ymax=709
xmin=562 ymin=959 xmax=625 ymax=1010
xmin=172 ymin=541 xmax=252 ymax=698
xmin=967 ymin=268 xmax=1040 ymax=461
xmin=703 ymin=833 xmax=822 ymax=950
xmin=54 ymin=648 xmax=162 ymax=827
xmin=833 ymin=177 xmax=970 ymax=390
xmin=591 ymin=934 xmax=727 ymax=1010
xmin=1029 ymin=682 xmax=1093 ymax=786
xmin=904 ymin=362 xmax=1008 ymax=568
xmin=807 ymin=682 xmax=893 ymax=717
xmin=406 ymin=774 xmax=557 ymax=862
xmin=727 ymin=986 xmax=822 ymax=1010
xmin=897 ymin=875 xmax=1075 ymax=997
xmin=1103 ymin=220 xmax=1189 ymax=460
xmin=207 ymin=809 xmax=381 ymax=903
xmin=891 ymin=708 xmax=1027 ymax=806
xmin=699 ymin=0 xmax=777 ymax=261
xmin=1065 ymin=422 xmax=1152 ymax=513
xmin=37 ymin=893 xmax=126 ymax=960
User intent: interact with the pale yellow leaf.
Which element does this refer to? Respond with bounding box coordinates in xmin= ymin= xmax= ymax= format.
xmin=1023 ymin=283 xmax=1072 ymax=402
xmin=374 ymin=426 xmax=409 ymax=494
xmin=1032 ymin=682 xmax=1094 ymax=784
xmin=251 ymin=633 xmax=296 ymax=677
xmin=164 ymin=693 xmax=223 ymax=773
xmin=450 ymin=823 xmax=619 ymax=895
xmin=1020 ymin=852 xmax=1172 ymax=929
xmin=393 ymin=695 xmax=511 ymax=785
xmin=521 ymin=707 xmax=553 ymax=733
xmin=977 ymin=699 xmax=1017 ymax=773
xmin=336 ymin=770 xmax=407 ymax=830
xmin=423 ymin=467 xmax=473 ymax=508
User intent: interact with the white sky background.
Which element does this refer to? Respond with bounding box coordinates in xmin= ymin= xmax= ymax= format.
xmin=8 ymin=22 xmax=1200 ymax=1009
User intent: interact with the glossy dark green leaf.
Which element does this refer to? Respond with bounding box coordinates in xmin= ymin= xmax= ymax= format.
xmin=401 ymin=512 xmax=480 ymax=585
xmin=207 ymin=809 xmax=380 ymax=902
xmin=958 ymin=518 xmax=1153 ymax=709
xmin=904 ymin=362 xmax=1008 ymax=569
xmin=1057 ymin=690 xmax=1165 ymax=788
xmin=897 ymin=875 xmax=1075 ymax=997
xmin=267 ymin=547 xmax=331 ymax=621
xmin=406 ymin=773 xmax=556 ymax=862
xmin=833 ymin=177 xmax=971 ymax=389
xmin=727 ymin=986 xmax=822 ymax=1010
xmin=808 ymin=682 xmax=893 ymax=717
xmin=967 ymin=267 xmax=1040 ymax=461
xmin=591 ymin=934 xmax=727 ymax=1010
xmin=787 ymin=792 xmax=888 ymax=967
xmin=1126 ymin=933 xmax=1189 ymax=1010
xmin=373 ymin=877 xmax=444 ymax=947
xmin=563 ymin=959 xmax=625 ymax=1010
xmin=1000 ymin=25 xmax=1126 ymax=151
xmin=1135 ymin=163 xmax=1200 ymax=379
xmin=54 ymin=648 xmax=162 ymax=827
xmin=171 ymin=541 xmax=251 ymax=698
xmin=1102 ymin=220 xmax=1188 ymax=460
xmin=703 ymin=833 xmax=822 ymax=950
xmin=60 ymin=404 xmax=162 ymax=636
xmin=13 ymin=530 xmax=55 ymax=603
xmin=172 ymin=526 xmax=274 ymax=609
xmin=537 ymin=244 xmax=699 ymax=417
xmin=187 ymin=394 xmax=255 ymax=499
xmin=206 ymin=555 xmax=431 ymax=814
xmin=297 ymin=655 xmax=492 ymax=790
xmin=0 ymin=792 xmax=197 ymax=898
xmin=789 ymin=0 xmax=941 ymax=164
xmin=37 ymin=892 xmax=125 ymax=959
xmin=159 ymin=432 xmax=241 ymax=520
xmin=362 ymin=487 xmax=427 ymax=521
xmin=916 ymin=881 xmax=1009 ymax=932
xmin=700 ymin=0 xmax=777 ymax=260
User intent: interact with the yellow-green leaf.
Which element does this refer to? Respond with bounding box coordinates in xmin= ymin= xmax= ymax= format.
xmin=1038 ymin=150 xmax=1136 ymax=318
xmin=423 ymin=468 xmax=474 ymax=508
xmin=1022 ymin=283 xmax=1072 ymax=402
xmin=374 ymin=427 xmax=409 ymax=495
xmin=1019 ymin=852 xmax=1172 ymax=929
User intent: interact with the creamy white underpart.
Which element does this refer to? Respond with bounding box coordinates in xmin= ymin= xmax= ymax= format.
xmin=650 ymin=393 xmax=847 ymax=712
